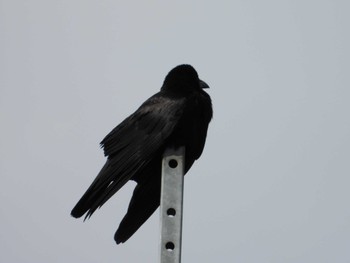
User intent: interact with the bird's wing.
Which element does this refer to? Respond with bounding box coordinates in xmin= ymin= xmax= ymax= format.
xmin=71 ymin=92 xmax=186 ymax=218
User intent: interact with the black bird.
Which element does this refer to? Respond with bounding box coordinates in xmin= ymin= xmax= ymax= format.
xmin=71 ymin=64 xmax=212 ymax=244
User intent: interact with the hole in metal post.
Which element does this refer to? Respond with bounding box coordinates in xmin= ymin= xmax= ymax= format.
xmin=167 ymin=208 xmax=176 ymax=217
xmin=168 ymin=159 xmax=178 ymax=168
xmin=165 ymin=242 xmax=175 ymax=251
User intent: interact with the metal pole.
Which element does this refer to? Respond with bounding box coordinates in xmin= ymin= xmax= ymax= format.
xmin=160 ymin=146 xmax=185 ymax=263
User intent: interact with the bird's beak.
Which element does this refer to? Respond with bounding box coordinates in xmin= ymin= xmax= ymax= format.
xmin=199 ymin=79 xmax=210 ymax=89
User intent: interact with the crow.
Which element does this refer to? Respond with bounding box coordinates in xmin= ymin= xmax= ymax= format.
xmin=71 ymin=64 xmax=212 ymax=244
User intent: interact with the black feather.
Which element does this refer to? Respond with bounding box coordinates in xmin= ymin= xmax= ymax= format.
xmin=71 ymin=64 xmax=212 ymax=244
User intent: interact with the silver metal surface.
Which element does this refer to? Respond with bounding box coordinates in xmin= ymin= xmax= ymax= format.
xmin=160 ymin=146 xmax=185 ymax=263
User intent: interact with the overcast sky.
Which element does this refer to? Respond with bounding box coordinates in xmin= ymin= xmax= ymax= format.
xmin=1 ymin=0 xmax=349 ymax=262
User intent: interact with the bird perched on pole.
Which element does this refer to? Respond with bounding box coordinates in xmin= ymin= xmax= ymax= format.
xmin=71 ymin=64 xmax=213 ymax=244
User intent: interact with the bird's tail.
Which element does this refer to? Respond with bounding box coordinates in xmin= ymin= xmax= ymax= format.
xmin=114 ymin=177 xmax=161 ymax=244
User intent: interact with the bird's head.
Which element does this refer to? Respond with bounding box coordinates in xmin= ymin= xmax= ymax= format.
xmin=161 ymin=64 xmax=209 ymax=92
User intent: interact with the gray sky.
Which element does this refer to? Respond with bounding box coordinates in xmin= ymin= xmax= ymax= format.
xmin=1 ymin=0 xmax=349 ymax=262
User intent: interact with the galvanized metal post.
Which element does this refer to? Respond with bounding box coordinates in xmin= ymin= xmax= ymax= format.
xmin=160 ymin=146 xmax=185 ymax=263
